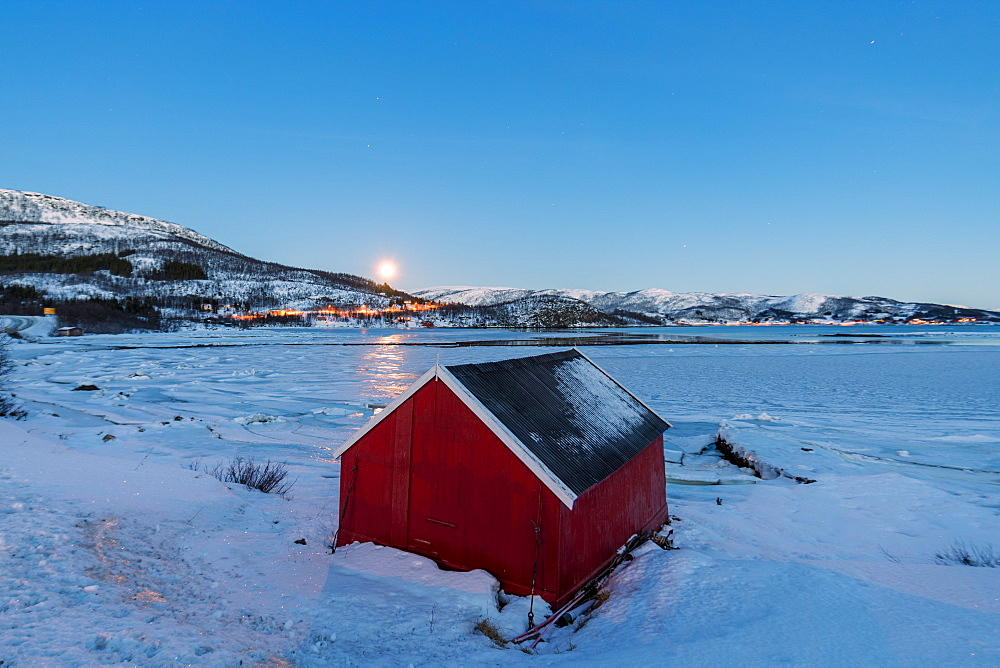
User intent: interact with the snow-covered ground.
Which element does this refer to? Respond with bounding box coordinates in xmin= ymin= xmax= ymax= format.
xmin=2 ymin=325 xmax=998 ymax=665
xmin=0 ymin=315 xmax=55 ymax=339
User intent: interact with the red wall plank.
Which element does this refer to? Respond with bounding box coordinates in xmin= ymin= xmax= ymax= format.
xmin=389 ymin=400 xmax=413 ymax=546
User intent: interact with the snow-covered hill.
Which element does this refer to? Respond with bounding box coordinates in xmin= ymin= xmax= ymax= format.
xmin=416 ymin=286 xmax=1000 ymax=324
xmin=0 ymin=189 xmax=395 ymax=310
xmin=4 ymin=188 xmax=996 ymax=326
xmin=0 ymin=190 xmax=236 ymax=255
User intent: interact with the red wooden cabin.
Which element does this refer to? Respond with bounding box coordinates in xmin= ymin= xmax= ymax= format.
xmin=333 ymin=349 xmax=670 ymax=607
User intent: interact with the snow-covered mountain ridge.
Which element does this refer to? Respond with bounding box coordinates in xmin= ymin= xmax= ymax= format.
xmin=0 ymin=189 xmax=398 ymax=311
xmin=0 ymin=190 xmax=236 ymax=254
xmin=3 ymin=188 xmax=995 ymax=326
xmin=415 ymin=286 xmax=1000 ymax=324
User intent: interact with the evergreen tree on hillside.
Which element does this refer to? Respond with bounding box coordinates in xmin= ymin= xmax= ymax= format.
xmin=151 ymin=260 xmax=208 ymax=280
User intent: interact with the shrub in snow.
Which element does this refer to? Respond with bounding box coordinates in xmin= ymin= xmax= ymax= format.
xmin=934 ymin=541 xmax=1000 ymax=568
xmin=198 ymin=456 xmax=296 ymax=496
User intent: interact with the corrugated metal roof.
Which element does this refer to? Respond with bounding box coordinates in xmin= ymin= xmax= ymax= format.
xmin=445 ymin=349 xmax=669 ymax=496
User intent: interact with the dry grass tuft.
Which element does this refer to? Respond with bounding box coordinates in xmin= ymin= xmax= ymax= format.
xmin=934 ymin=541 xmax=1000 ymax=568
xmin=651 ymin=529 xmax=677 ymax=550
xmin=474 ymin=618 xmax=508 ymax=648
xmin=590 ymin=588 xmax=611 ymax=610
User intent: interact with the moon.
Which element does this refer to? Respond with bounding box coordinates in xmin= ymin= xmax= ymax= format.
xmin=378 ymin=261 xmax=396 ymax=280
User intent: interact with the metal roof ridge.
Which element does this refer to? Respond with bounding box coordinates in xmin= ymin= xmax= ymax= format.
xmin=436 ymin=365 xmax=578 ymax=509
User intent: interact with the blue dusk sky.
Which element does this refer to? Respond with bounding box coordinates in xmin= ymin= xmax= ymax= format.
xmin=1 ymin=1 xmax=998 ymax=308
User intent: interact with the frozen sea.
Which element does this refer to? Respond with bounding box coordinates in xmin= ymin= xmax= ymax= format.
xmin=2 ymin=324 xmax=998 ymax=665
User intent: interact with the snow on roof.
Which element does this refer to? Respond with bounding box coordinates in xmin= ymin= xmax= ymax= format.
xmin=445 ymin=349 xmax=670 ymax=497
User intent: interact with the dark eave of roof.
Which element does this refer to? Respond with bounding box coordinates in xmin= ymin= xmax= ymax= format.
xmin=445 ymin=349 xmax=668 ymax=496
